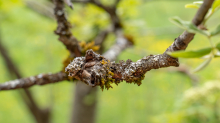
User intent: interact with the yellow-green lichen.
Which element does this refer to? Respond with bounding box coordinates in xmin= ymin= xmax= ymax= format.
xmin=100 ymin=59 xmax=107 ymax=65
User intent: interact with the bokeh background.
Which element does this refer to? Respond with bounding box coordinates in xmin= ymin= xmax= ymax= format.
xmin=1 ymin=0 xmax=220 ymax=123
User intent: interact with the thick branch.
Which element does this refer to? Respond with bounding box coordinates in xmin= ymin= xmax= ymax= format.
xmin=0 ymin=72 xmax=68 ymax=90
xmin=65 ymin=0 xmax=214 ymax=90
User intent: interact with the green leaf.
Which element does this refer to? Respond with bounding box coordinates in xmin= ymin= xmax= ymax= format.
xmin=193 ymin=56 xmax=212 ymax=73
xmin=169 ymin=17 xmax=210 ymax=37
xmin=211 ymin=24 xmax=220 ymax=36
xmin=167 ymin=47 xmax=212 ymax=58
xmin=187 ymin=23 xmax=210 ymax=37
xmin=169 ymin=17 xmax=190 ymax=29
xmin=216 ymin=42 xmax=220 ymax=50
xmin=212 ymin=0 xmax=220 ymax=12
xmin=185 ymin=4 xmax=199 ymax=9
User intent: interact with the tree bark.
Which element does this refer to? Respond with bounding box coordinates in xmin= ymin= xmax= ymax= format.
xmin=71 ymin=83 xmax=97 ymax=123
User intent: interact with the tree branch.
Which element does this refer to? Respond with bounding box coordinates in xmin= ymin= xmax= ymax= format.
xmin=0 ymin=72 xmax=68 ymax=90
xmin=72 ymin=0 xmax=122 ymax=29
xmin=103 ymin=29 xmax=132 ymax=61
xmin=166 ymin=0 xmax=214 ymax=52
xmin=0 ymin=0 xmax=213 ymax=91
xmin=0 ymin=0 xmax=125 ymax=91
xmin=65 ymin=0 xmax=214 ymax=90
xmin=25 ymin=0 xmax=55 ymax=19
xmin=54 ymin=0 xmax=81 ymax=57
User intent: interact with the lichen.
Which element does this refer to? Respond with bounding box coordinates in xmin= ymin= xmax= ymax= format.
xmin=79 ymin=41 xmax=100 ymax=54
xmin=65 ymin=49 xmax=149 ymax=90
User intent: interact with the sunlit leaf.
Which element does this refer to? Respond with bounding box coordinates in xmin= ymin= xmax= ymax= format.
xmin=211 ymin=24 xmax=220 ymax=36
xmin=169 ymin=17 xmax=210 ymax=37
xmin=187 ymin=23 xmax=210 ymax=37
xmin=185 ymin=4 xmax=199 ymax=9
xmin=169 ymin=17 xmax=191 ymax=29
xmin=212 ymin=0 xmax=220 ymax=12
xmin=167 ymin=47 xmax=212 ymax=58
xmin=193 ymin=56 xmax=212 ymax=73
xmin=193 ymin=1 xmax=203 ymax=5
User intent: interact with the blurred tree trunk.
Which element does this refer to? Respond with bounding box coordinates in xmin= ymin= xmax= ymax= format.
xmin=70 ymin=82 xmax=98 ymax=123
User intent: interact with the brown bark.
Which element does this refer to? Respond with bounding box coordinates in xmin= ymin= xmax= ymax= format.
xmin=66 ymin=0 xmax=214 ymax=90
xmin=70 ymin=82 xmax=98 ymax=123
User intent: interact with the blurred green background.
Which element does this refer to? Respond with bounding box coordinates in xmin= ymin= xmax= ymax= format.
xmin=1 ymin=0 xmax=220 ymax=123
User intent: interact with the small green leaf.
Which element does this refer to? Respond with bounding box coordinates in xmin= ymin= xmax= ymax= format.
xmin=169 ymin=17 xmax=210 ymax=37
xmin=216 ymin=42 xmax=220 ymax=50
xmin=169 ymin=17 xmax=190 ymax=30
xmin=212 ymin=0 xmax=220 ymax=12
xmin=193 ymin=56 xmax=212 ymax=73
xmin=187 ymin=23 xmax=210 ymax=37
xmin=167 ymin=47 xmax=212 ymax=58
xmin=211 ymin=24 xmax=220 ymax=36
xmin=185 ymin=4 xmax=199 ymax=9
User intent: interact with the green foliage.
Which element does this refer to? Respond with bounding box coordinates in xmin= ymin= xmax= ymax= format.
xmin=192 ymin=56 xmax=212 ymax=72
xmin=182 ymin=81 xmax=220 ymax=123
xmin=211 ymin=24 xmax=220 ymax=36
xmin=216 ymin=43 xmax=220 ymax=50
xmin=212 ymin=0 xmax=220 ymax=13
xmin=169 ymin=17 xmax=210 ymax=37
xmin=185 ymin=4 xmax=199 ymax=9
xmin=167 ymin=47 xmax=212 ymax=58
xmin=169 ymin=0 xmax=220 ymax=72
xmin=185 ymin=1 xmax=203 ymax=9
xmin=151 ymin=81 xmax=220 ymax=123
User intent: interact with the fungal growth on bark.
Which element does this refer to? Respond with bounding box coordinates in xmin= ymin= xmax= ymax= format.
xmin=65 ymin=49 xmax=179 ymax=90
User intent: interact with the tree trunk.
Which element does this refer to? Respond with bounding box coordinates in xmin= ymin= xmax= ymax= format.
xmin=70 ymin=82 xmax=98 ymax=123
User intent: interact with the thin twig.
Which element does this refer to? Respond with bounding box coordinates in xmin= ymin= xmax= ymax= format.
xmin=72 ymin=0 xmax=122 ymax=29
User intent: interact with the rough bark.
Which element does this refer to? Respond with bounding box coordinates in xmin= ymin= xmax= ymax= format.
xmin=0 ymin=0 xmax=214 ymax=90
xmin=66 ymin=0 xmax=214 ymax=90
xmin=54 ymin=0 xmax=81 ymax=57
xmin=0 ymin=72 xmax=68 ymax=90
xmin=70 ymin=82 xmax=98 ymax=123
